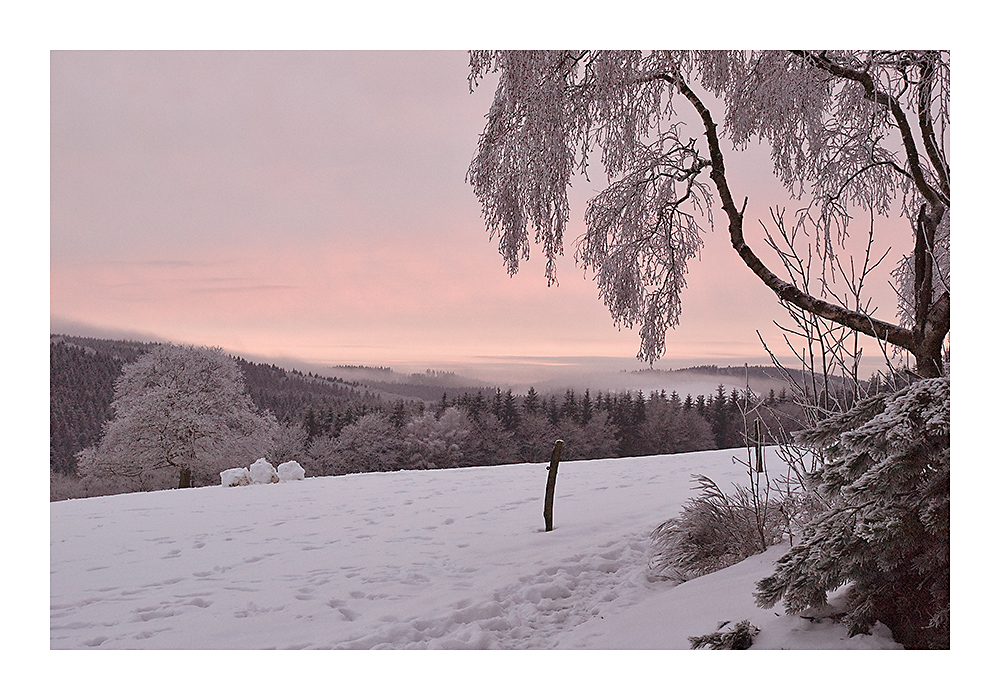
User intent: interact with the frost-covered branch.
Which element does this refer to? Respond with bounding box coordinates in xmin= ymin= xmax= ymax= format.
xmin=468 ymin=50 xmax=950 ymax=376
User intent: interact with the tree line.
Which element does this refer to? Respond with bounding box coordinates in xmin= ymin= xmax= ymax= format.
xmin=51 ymin=336 xmax=806 ymax=499
xmin=297 ymin=383 xmax=804 ymax=480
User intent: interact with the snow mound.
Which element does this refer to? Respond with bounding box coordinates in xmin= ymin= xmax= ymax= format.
xmin=220 ymin=467 xmax=251 ymax=487
xmin=248 ymin=458 xmax=278 ymax=484
xmin=277 ymin=460 xmax=305 ymax=481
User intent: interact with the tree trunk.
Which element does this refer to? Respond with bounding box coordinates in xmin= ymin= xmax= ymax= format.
xmin=543 ymin=440 xmax=564 ymax=532
xmin=178 ymin=467 xmax=192 ymax=489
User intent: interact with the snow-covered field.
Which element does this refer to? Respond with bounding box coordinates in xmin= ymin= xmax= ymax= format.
xmin=51 ymin=447 xmax=900 ymax=651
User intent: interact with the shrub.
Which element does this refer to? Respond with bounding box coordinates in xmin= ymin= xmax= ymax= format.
xmin=650 ymin=474 xmax=786 ymax=582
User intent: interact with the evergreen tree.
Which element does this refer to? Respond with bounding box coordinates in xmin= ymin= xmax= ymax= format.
xmin=634 ymin=391 xmax=647 ymax=425
xmin=500 ymin=389 xmax=520 ymax=431
xmin=561 ymin=389 xmax=578 ymax=422
xmin=613 ymin=392 xmax=644 ymax=457
xmin=50 ymin=339 xmax=133 ymax=475
xmin=695 ymin=394 xmax=707 ymax=416
xmin=523 ymin=387 xmax=540 ymax=416
xmin=710 ymin=385 xmax=730 ymax=448
xmin=465 ymin=391 xmax=488 ymax=424
xmin=755 ymin=378 xmax=950 ymax=649
xmin=304 ymin=407 xmax=320 ymax=441
xmin=546 ymin=396 xmax=560 ymax=426
xmin=390 ymin=399 xmax=410 ymax=430
xmin=580 ymin=389 xmax=593 ymax=425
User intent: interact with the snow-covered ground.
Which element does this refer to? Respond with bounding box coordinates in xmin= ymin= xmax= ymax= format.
xmin=51 ymin=447 xmax=900 ymax=651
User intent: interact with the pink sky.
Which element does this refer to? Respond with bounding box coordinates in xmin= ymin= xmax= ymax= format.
xmin=50 ymin=50 xmax=915 ymax=381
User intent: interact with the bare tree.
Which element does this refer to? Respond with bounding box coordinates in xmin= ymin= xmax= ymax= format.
xmin=467 ymin=51 xmax=949 ymax=378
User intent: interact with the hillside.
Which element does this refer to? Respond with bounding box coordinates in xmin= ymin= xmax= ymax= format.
xmin=50 ymin=447 xmax=900 ymax=651
xmin=49 ymin=335 xmax=401 ymax=475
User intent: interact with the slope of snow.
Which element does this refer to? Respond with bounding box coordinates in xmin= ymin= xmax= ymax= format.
xmin=50 ymin=447 xmax=901 ymax=651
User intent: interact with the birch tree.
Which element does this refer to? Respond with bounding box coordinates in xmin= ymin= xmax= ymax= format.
xmin=468 ymin=49 xmax=951 ymax=648
xmin=467 ymin=51 xmax=949 ymax=378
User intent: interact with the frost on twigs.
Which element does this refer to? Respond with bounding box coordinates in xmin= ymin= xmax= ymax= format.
xmin=468 ymin=50 xmax=950 ymax=368
xmin=77 ymin=344 xmax=280 ymax=492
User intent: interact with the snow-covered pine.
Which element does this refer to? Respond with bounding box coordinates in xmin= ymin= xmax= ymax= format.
xmin=688 ymin=619 xmax=760 ymax=650
xmin=754 ymin=377 xmax=949 ymax=649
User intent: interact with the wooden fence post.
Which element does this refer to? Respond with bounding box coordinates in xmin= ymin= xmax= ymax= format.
xmin=543 ymin=440 xmax=564 ymax=532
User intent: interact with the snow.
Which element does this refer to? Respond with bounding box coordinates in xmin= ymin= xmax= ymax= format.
xmin=248 ymin=457 xmax=278 ymax=484
xmin=50 ymin=447 xmax=902 ymax=652
xmin=220 ymin=467 xmax=251 ymax=487
xmin=277 ymin=460 xmax=305 ymax=481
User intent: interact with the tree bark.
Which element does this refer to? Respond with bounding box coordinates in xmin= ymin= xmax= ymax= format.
xmin=543 ymin=440 xmax=564 ymax=532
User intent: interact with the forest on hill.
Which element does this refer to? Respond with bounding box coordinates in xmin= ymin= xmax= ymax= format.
xmin=50 ymin=336 xmax=392 ymax=476
xmin=50 ymin=335 xmax=808 ymax=500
